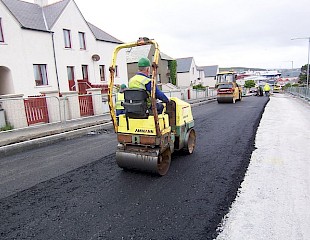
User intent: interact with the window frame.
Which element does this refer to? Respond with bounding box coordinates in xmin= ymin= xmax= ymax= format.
xmin=82 ymin=65 xmax=88 ymax=81
xmin=99 ymin=65 xmax=106 ymax=82
xmin=67 ymin=66 xmax=75 ymax=81
xmin=63 ymin=29 xmax=72 ymax=48
xmin=78 ymin=32 xmax=86 ymax=50
xmin=33 ymin=64 xmax=48 ymax=86
xmin=0 ymin=18 xmax=4 ymax=43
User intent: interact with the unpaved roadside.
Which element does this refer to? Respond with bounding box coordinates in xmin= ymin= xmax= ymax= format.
xmin=217 ymin=94 xmax=310 ymax=240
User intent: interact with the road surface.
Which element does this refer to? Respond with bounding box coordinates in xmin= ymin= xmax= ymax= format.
xmin=0 ymin=96 xmax=268 ymax=240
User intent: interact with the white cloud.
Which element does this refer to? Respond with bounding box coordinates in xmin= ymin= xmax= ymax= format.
xmin=28 ymin=0 xmax=310 ymax=69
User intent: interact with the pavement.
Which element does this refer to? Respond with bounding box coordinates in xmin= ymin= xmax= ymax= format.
xmin=216 ymin=93 xmax=310 ymax=240
xmin=0 ymin=97 xmax=216 ymax=156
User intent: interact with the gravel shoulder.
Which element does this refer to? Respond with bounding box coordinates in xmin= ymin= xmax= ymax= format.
xmin=217 ymin=94 xmax=310 ymax=240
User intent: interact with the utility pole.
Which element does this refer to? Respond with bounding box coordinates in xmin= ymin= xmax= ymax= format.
xmin=291 ymin=37 xmax=310 ymax=87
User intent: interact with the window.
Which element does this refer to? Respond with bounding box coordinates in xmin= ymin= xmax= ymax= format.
xmin=0 ymin=18 xmax=4 ymax=43
xmin=67 ymin=66 xmax=74 ymax=81
xmin=33 ymin=64 xmax=48 ymax=86
xmin=79 ymin=32 xmax=86 ymax=50
xmin=99 ymin=65 xmax=105 ymax=81
xmin=63 ymin=29 xmax=71 ymax=48
xmin=192 ymin=67 xmax=195 ymax=74
xmin=218 ymin=84 xmax=233 ymax=89
xmin=82 ymin=65 xmax=88 ymax=80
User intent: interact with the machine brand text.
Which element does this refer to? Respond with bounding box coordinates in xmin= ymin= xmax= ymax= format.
xmin=135 ymin=129 xmax=154 ymax=133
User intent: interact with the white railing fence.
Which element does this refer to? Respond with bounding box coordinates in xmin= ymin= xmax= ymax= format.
xmin=0 ymin=87 xmax=215 ymax=131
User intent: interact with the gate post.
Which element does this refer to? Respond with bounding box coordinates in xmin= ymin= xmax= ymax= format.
xmin=40 ymin=90 xmax=61 ymax=123
xmin=86 ymin=88 xmax=104 ymax=115
xmin=61 ymin=91 xmax=80 ymax=120
xmin=0 ymin=94 xmax=27 ymax=129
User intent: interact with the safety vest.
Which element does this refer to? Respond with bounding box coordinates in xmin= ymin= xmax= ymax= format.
xmin=129 ymin=75 xmax=151 ymax=89
xmin=115 ymin=92 xmax=124 ymax=110
xmin=264 ymin=84 xmax=271 ymax=91
xmin=129 ymin=75 xmax=151 ymax=107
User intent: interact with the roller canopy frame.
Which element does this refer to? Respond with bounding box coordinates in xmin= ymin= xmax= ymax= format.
xmin=108 ymin=38 xmax=160 ymax=136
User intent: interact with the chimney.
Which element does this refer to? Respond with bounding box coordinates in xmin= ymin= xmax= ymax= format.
xmin=34 ymin=0 xmax=49 ymax=7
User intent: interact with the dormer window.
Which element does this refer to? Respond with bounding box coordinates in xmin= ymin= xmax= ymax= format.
xmin=63 ymin=29 xmax=71 ymax=48
xmin=0 ymin=18 xmax=4 ymax=43
xmin=79 ymin=32 xmax=86 ymax=50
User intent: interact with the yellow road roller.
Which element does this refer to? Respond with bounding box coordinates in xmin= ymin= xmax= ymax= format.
xmin=108 ymin=38 xmax=196 ymax=175
xmin=216 ymin=71 xmax=242 ymax=103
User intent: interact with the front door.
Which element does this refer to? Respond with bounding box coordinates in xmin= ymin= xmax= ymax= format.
xmin=67 ymin=66 xmax=76 ymax=91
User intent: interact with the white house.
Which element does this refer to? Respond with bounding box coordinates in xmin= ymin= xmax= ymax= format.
xmin=198 ymin=65 xmax=219 ymax=88
xmin=0 ymin=0 xmax=127 ymax=96
xmin=176 ymin=57 xmax=199 ymax=87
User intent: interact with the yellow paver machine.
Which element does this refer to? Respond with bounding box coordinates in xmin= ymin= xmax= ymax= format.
xmin=108 ymin=38 xmax=196 ymax=175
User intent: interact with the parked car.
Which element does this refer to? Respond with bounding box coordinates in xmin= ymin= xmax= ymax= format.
xmin=249 ymin=87 xmax=258 ymax=94
xmin=273 ymin=85 xmax=281 ymax=93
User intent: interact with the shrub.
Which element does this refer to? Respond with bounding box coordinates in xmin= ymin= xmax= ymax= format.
xmin=193 ymin=84 xmax=206 ymax=90
xmin=0 ymin=123 xmax=13 ymax=132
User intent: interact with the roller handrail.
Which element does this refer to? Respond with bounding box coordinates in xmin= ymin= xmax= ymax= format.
xmin=108 ymin=38 xmax=160 ymax=136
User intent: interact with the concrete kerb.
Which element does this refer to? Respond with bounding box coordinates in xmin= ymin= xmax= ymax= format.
xmin=0 ymin=97 xmax=216 ymax=157
xmin=0 ymin=121 xmax=113 ymax=157
xmin=189 ymin=96 xmax=217 ymax=107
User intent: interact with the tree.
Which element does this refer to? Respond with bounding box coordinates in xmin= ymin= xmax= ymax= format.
xmin=298 ymin=64 xmax=309 ymax=85
xmin=244 ymin=80 xmax=256 ymax=88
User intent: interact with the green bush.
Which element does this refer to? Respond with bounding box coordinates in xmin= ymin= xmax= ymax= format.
xmin=244 ymin=80 xmax=256 ymax=88
xmin=284 ymin=83 xmax=292 ymax=88
xmin=0 ymin=123 xmax=13 ymax=132
xmin=193 ymin=84 xmax=206 ymax=90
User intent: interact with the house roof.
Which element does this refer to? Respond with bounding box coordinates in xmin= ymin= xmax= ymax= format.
xmin=87 ymin=22 xmax=122 ymax=44
xmin=2 ymin=0 xmax=49 ymax=32
xmin=126 ymin=45 xmax=152 ymax=63
xmin=200 ymin=65 xmax=219 ymax=77
xmin=160 ymin=52 xmax=174 ymax=61
xmin=176 ymin=57 xmax=194 ymax=73
xmin=43 ymin=0 xmax=70 ymax=29
xmin=1 ymin=0 xmax=122 ymax=43
xmin=126 ymin=45 xmax=174 ymax=63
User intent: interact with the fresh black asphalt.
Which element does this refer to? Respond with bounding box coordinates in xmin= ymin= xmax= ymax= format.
xmin=0 ymin=96 xmax=269 ymax=240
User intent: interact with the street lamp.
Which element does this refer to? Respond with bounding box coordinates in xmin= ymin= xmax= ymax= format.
xmin=291 ymin=37 xmax=310 ymax=87
xmin=281 ymin=60 xmax=294 ymax=70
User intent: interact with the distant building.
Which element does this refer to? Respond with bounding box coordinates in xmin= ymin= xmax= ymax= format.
xmin=126 ymin=44 xmax=174 ymax=84
xmin=197 ymin=65 xmax=219 ymax=88
xmin=176 ymin=57 xmax=199 ymax=87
